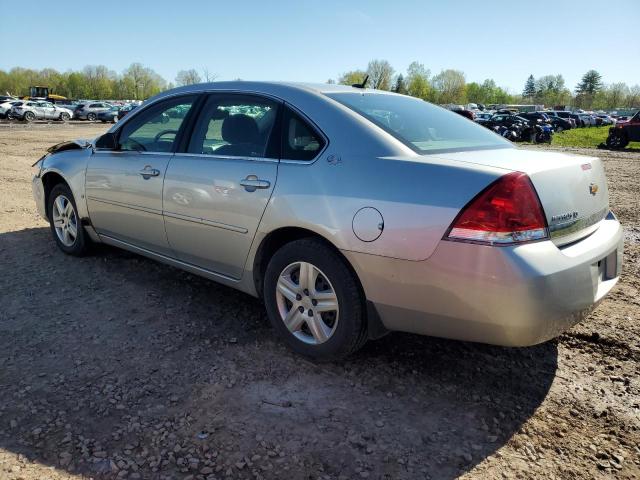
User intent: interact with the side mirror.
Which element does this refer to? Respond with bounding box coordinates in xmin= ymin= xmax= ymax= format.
xmin=95 ymin=132 xmax=117 ymax=150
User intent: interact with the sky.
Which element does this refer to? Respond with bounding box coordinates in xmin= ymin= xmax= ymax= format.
xmin=1 ymin=0 xmax=639 ymax=93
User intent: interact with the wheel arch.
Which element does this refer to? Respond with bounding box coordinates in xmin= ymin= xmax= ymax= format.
xmin=41 ymin=171 xmax=70 ymax=219
xmin=251 ymin=226 xmax=388 ymax=340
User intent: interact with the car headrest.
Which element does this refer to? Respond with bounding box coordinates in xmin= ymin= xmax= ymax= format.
xmin=221 ymin=114 xmax=259 ymax=144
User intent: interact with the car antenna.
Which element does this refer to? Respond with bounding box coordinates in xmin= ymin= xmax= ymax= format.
xmin=352 ymin=75 xmax=369 ymax=89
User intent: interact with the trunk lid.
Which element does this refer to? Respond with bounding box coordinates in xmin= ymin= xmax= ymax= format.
xmin=431 ymin=148 xmax=610 ymax=246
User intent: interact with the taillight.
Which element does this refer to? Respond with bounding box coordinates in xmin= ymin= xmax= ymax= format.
xmin=445 ymin=172 xmax=548 ymax=245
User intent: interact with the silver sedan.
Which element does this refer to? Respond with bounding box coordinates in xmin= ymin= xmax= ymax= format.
xmin=31 ymin=82 xmax=623 ymax=360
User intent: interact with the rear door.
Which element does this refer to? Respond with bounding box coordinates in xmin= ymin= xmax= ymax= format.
xmin=86 ymin=94 xmax=198 ymax=255
xmin=163 ymin=93 xmax=281 ymax=279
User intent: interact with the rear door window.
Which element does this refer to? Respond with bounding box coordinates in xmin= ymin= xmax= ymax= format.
xmin=188 ymin=94 xmax=280 ymax=158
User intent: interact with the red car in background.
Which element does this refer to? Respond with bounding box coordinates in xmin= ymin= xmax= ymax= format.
xmin=606 ymin=110 xmax=640 ymax=149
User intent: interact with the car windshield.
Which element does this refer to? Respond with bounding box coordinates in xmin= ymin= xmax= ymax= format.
xmin=325 ymin=92 xmax=511 ymax=154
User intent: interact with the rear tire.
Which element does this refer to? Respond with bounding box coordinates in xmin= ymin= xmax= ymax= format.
xmin=263 ymin=238 xmax=367 ymax=361
xmin=87 ymin=112 xmax=96 ymax=121
xmin=606 ymin=132 xmax=629 ymax=150
xmin=24 ymin=111 xmax=36 ymax=122
xmin=47 ymin=183 xmax=90 ymax=256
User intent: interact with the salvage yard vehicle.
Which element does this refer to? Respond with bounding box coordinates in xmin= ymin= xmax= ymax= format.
xmin=605 ymin=110 xmax=640 ymax=149
xmin=0 ymin=99 xmax=21 ymax=118
xmin=117 ymin=103 xmax=138 ymax=120
xmin=31 ymin=82 xmax=623 ymax=360
xmin=11 ymin=101 xmax=73 ymax=122
xmin=98 ymin=106 xmax=120 ymax=123
xmin=74 ymin=102 xmax=112 ymax=120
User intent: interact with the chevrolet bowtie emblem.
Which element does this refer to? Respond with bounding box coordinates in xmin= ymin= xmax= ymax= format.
xmin=589 ymin=183 xmax=599 ymax=195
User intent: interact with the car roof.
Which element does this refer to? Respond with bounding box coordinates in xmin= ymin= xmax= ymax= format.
xmin=147 ymin=81 xmax=397 ymax=104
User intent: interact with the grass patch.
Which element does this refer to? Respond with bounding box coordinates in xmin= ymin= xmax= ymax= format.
xmin=551 ymin=125 xmax=640 ymax=149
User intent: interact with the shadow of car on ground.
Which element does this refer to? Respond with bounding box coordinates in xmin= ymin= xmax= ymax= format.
xmin=0 ymin=227 xmax=557 ymax=479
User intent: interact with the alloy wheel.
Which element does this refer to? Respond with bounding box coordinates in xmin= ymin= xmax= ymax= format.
xmin=52 ymin=195 xmax=78 ymax=247
xmin=275 ymin=261 xmax=339 ymax=345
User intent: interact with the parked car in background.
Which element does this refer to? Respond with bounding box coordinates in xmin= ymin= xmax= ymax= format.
xmin=552 ymin=111 xmax=583 ymax=127
xmin=606 ymin=110 xmax=640 ymax=149
xmin=0 ymin=100 xmax=23 ymax=119
xmin=117 ymin=103 xmax=138 ymax=120
xmin=474 ymin=112 xmax=493 ymax=123
xmin=0 ymin=95 xmax=17 ymax=104
xmin=11 ymin=101 xmax=73 ymax=122
xmin=74 ymin=102 xmax=112 ymax=120
xmin=98 ymin=106 xmax=120 ymax=123
xmin=597 ymin=115 xmax=615 ymax=126
xmin=578 ymin=114 xmax=597 ymax=127
xmin=453 ymin=109 xmax=475 ymax=120
xmin=544 ymin=111 xmax=576 ymax=129
xmin=31 ymin=81 xmax=623 ymax=360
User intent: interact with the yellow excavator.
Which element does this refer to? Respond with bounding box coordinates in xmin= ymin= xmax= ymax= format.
xmin=21 ymin=86 xmax=67 ymax=102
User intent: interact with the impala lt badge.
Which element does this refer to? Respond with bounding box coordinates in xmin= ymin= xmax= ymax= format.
xmin=551 ymin=211 xmax=579 ymax=223
xmin=589 ymin=183 xmax=599 ymax=196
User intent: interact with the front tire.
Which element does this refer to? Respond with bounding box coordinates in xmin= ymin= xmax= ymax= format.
xmin=263 ymin=238 xmax=367 ymax=361
xmin=47 ymin=184 xmax=90 ymax=256
xmin=60 ymin=112 xmax=70 ymax=122
xmin=606 ymin=132 xmax=629 ymax=150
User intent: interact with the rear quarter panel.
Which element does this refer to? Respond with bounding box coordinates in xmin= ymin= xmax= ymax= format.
xmin=259 ymin=152 xmax=504 ymax=261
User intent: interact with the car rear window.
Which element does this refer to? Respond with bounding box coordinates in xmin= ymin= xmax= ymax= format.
xmin=325 ymin=92 xmax=511 ymax=154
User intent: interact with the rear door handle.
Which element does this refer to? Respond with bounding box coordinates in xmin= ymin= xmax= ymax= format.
xmin=139 ymin=165 xmax=161 ymax=178
xmin=240 ymin=175 xmax=270 ymax=192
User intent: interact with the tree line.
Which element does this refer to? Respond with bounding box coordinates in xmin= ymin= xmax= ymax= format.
xmin=1 ymin=62 xmax=638 ymax=110
xmin=330 ymin=60 xmax=640 ymax=109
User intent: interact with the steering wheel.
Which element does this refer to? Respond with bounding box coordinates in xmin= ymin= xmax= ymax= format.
xmin=154 ymin=129 xmax=179 ymax=142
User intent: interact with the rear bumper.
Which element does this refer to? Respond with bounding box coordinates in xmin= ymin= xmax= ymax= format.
xmin=344 ymin=214 xmax=623 ymax=346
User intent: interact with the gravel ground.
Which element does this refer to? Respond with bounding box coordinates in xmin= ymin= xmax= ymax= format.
xmin=0 ymin=123 xmax=638 ymax=480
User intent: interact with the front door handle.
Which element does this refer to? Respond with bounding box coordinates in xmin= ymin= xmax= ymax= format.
xmin=240 ymin=175 xmax=270 ymax=192
xmin=139 ymin=165 xmax=160 ymax=178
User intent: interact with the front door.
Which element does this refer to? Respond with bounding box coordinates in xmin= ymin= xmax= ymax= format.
xmin=41 ymin=102 xmax=56 ymax=119
xmin=85 ymin=94 xmax=198 ymax=255
xmin=163 ymin=93 xmax=281 ymax=279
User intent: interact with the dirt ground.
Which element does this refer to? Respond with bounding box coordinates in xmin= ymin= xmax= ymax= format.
xmin=0 ymin=122 xmax=638 ymax=480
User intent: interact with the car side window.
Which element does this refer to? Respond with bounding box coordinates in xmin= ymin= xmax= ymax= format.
xmin=188 ymin=94 xmax=279 ymax=158
xmin=281 ymin=106 xmax=325 ymax=161
xmin=117 ymin=95 xmax=196 ymax=153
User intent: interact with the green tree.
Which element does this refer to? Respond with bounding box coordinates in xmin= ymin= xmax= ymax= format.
xmin=575 ymin=70 xmax=603 ymax=95
xmin=176 ymin=69 xmax=202 ymax=86
xmin=432 ymin=69 xmax=466 ymax=104
xmin=366 ymin=59 xmax=394 ymax=90
xmin=627 ymin=85 xmax=640 ymax=108
xmin=122 ymin=63 xmax=166 ymax=99
xmin=535 ymin=74 xmax=570 ymax=106
xmin=405 ymin=62 xmax=432 ymax=100
xmin=575 ymin=70 xmax=603 ymax=108
xmin=338 ymin=70 xmax=366 ymax=86
xmin=393 ymin=74 xmax=407 ymax=94
xmin=523 ymin=74 xmax=536 ymax=99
